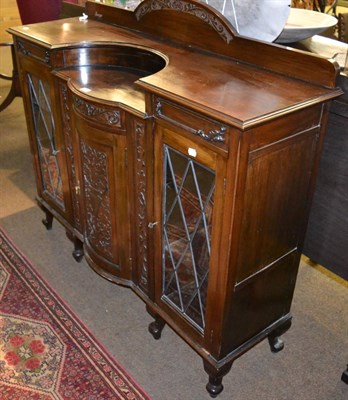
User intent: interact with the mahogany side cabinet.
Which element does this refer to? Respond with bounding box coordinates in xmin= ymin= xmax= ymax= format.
xmin=8 ymin=1 xmax=342 ymax=396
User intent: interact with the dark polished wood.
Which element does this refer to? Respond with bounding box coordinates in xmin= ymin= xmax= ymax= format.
xmin=8 ymin=1 xmax=342 ymax=396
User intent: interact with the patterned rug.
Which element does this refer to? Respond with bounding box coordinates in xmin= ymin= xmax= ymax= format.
xmin=0 ymin=226 xmax=150 ymax=400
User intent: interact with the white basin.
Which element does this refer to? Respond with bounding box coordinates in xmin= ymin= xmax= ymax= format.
xmin=275 ymin=8 xmax=337 ymax=43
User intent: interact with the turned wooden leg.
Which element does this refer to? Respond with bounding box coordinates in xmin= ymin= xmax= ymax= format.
xmin=148 ymin=315 xmax=166 ymax=340
xmin=42 ymin=209 xmax=53 ymax=230
xmin=268 ymin=318 xmax=292 ymax=353
xmin=268 ymin=334 xmax=284 ymax=353
xmin=203 ymin=360 xmax=233 ymax=398
xmin=72 ymin=237 xmax=84 ymax=262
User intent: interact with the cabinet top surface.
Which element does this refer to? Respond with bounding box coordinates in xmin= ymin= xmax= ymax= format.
xmin=9 ymin=3 xmax=342 ymax=127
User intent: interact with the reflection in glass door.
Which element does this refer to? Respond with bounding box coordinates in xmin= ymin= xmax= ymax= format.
xmin=28 ymin=74 xmax=64 ymax=208
xmin=162 ymin=146 xmax=215 ymax=332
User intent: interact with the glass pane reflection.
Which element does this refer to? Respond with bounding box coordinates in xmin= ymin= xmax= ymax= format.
xmin=162 ymin=146 xmax=215 ymax=331
xmin=28 ymin=74 xmax=64 ymax=208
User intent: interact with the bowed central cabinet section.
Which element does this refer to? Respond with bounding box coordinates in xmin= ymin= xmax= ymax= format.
xmin=72 ymin=95 xmax=132 ymax=282
xmin=9 ymin=0 xmax=342 ymax=397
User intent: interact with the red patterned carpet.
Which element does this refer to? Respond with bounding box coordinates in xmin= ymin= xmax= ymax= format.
xmin=0 ymin=226 xmax=150 ymax=400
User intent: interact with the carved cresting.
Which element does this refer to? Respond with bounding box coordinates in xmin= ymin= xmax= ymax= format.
xmin=60 ymin=83 xmax=82 ymax=231
xmin=73 ymin=96 xmax=122 ymax=127
xmin=135 ymin=121 xmax=149 ymax=291
xmin=80 ymin=140 xmax=113 ymax=260
xmin=135 ymin=0 xmax=234 ymax=44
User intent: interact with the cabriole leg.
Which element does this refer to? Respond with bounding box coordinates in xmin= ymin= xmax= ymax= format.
xmin=42 ymin=208 xmax=53 ymax=230
xmin=268 ymin=334 xmax=284 ymax=353
xmin=148 ymin=315 xmax=165 ymax=340
xmin=268 ymin=318 xmax=292 ymax=353
xmin=341 ymin=364 xmax=348 ymax=384
xmin=72 ymin=236 xmax=84 ymax=262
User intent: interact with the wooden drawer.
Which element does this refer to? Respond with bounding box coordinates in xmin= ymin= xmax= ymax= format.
xmin=16 ymin=38 xmax=51 ymax=65
xmin=154 ymin=97 xmax=229 ymax=154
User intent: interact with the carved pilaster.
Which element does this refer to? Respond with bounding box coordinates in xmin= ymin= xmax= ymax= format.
xmin=135 ymin=121 xmax=148 ymax=291
xmin=60 ymin=83 xmax=82 ymax=231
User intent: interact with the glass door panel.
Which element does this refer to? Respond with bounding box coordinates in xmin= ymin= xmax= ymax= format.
xmin=28 ymin=74 xmax=64 ymax=208
xmin=162 ymin=146 xmax=215 ymax=332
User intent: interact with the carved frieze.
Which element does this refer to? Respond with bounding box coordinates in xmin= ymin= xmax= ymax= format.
xmin=135 ymin=0 xmax=234 ymax=43
xmin=73 ymin=96 xmax=122 ymax=128
xmin=80 ymin=140 xmax=113 ymax=259
xmin=135 ymin=121 xmax=149 ymax=290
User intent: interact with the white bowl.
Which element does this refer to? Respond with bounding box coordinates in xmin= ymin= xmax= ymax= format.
xmin=275 ymin=8 xmax=337 ymax=43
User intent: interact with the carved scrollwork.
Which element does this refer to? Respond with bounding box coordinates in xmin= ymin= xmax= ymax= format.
xmin=80 ymin=140 xmax=113 ymax=259
xmin=73 ymin=96 xmax=122 ymax=127
xmin=135 ymin=0 xmax=234 ymax=43
xmin=16 ymin=40 xmax=51 ymax=63
xmin=196 ymin=127 xmax=226 ymax=143
xmin=156 ymin=99 xmax=226 ymax=144
xmin=17 ymin=41 xmax=30 ymax=56
xmin=44 ymin=51 xmax=51 ymax=64
xmin=135 ymin=121 xmax=149 ymax=290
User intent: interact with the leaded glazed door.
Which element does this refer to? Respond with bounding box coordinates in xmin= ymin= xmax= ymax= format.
xmin=152 ymin=122 xmax=227 ymax=343
xmin=19 ymin=55 xmax=74 ymax=226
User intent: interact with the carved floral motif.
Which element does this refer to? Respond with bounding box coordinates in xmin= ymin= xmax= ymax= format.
xmin=80 ymin=140 xmax=113 ymax=259
xmin=135 ymin=0 xmax=234 ymax=43
xmin=73 ymin=97 xmax=122 ymax=127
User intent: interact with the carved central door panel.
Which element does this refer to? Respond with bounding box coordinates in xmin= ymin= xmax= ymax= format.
xmin=80 ymin=139 xmax=114 ymax=261
xmin=73 ymin=102 xmax=132 ymax=283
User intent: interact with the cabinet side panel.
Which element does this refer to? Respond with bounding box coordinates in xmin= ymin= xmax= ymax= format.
xmin=235 ymin=128 xmax=319 ymax=283
xmin=219 ymin=127 xmax=319 ymax=357
xmin=221 ymin=252 xmax=299 ymax=355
